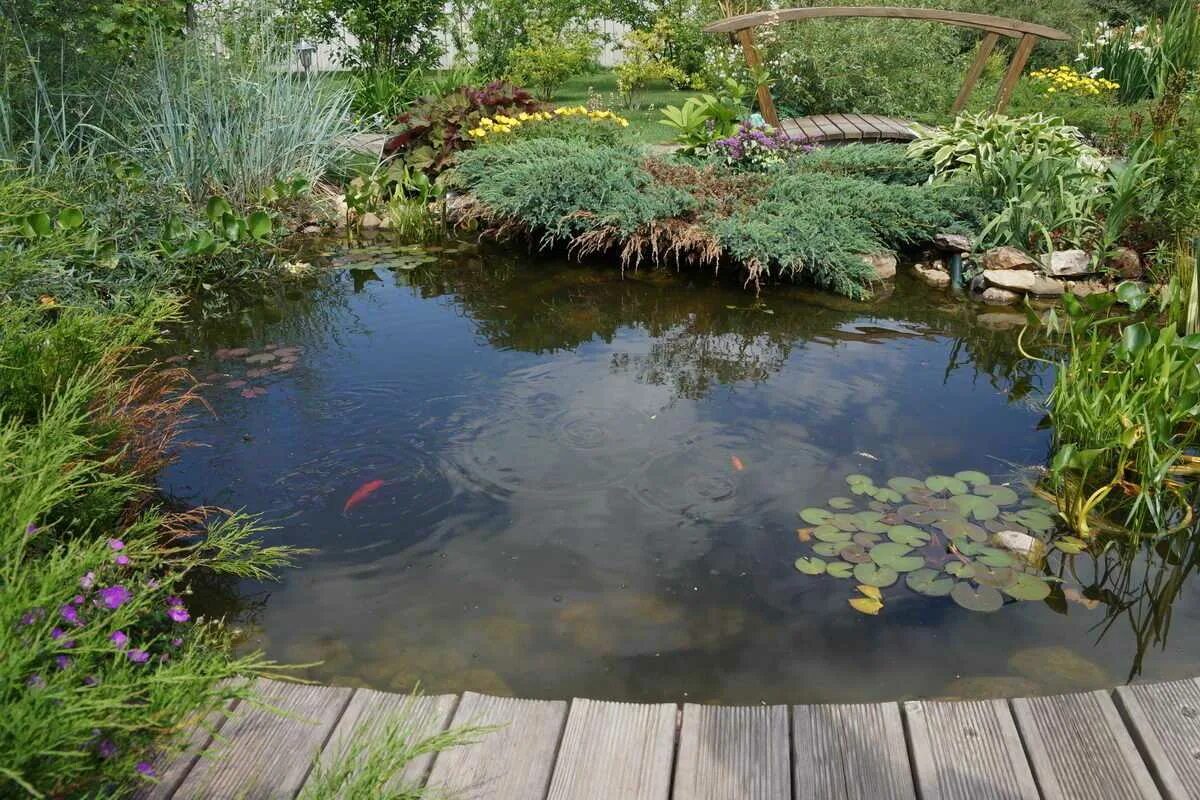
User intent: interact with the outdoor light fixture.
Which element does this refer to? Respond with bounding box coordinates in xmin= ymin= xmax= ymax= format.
xmin=295 ymin=39 xmax=317 ymax=74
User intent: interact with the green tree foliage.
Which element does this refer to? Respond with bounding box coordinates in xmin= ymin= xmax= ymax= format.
xmin=508 ymin=22 xmax=599 ymax=100
xmin=287 ymin=0 xmax=447 ymax=73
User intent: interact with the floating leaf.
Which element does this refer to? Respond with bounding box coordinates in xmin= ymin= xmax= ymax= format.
xmin=852 ymin=532 xmax=883 ymax=547
xmin=826 ymin=561 xmax=854 ymax=579
xmin=850 ymin=482 xmax=875 ymax=496
xmin=872 ymin=488 xmax=903 ymax=503
xmin=887 ymin=525 xmax=930 ymax=547
xmin=949 ymin=494 xmax=1000 ymax=521
xmin=889 ymin=555 xmax=927 ymax=572
xmin=935 ymin=518 xmax=988 ymax=542
xmin=849 ymin=596 xmax=883 ymax=615
xmin=973 ymin=484 xmax=1020 ymax=506
xmin=1014 ymin=509 xmax=1056 ymax=533
xmin=814 ymin=527 xmax=852 ymax=543
xmin=854 ymin=563 xmax=899 ymax=588
xmin=974 ymin=566 xmax=1016 ymax=588
xmin=926 ymin=475 xmax=969 ymax=495
xmin=1002 ymin=573 xmax=1052 ymax=601
xmin=796 ymin=527 xmax=813 ymax=542
xmin=950 ymin=582 xmax=1004 ymax=612
xmin=794 ymin=557 xmax=826 ymax=575
xmin=828 ymin=496 xmax=854 ymax=510
xmin=839 ymin=544 xmax=873 ymax=564
xmin=870 ymin=542 xmax=913 ymax=565
xmin=813 ymin=542 xmax=843 ymax=557
xmin=977 ymin=548 xmax=1017 ymax=569
xmin=887 ymin=477 xmax=925 ymax=493
xmin=845 ymin=474 xmax=873 ymax=487
xmin=945 ymin=561 xmax=975 ymax=579
xmin=831 ymin=514 xmax=860 ymax=532
xmin=954 ymin=470 xmax=990 ymax=486
xmin=800 ymin=508 xmax=832 ymax=525
xmin=906 ymin=568 xmax=955 ymax=597
xmin=1054 ymin=536 xmax=1087 ymax=554
xmin=857 ymin=584 xmax=882 ymax=600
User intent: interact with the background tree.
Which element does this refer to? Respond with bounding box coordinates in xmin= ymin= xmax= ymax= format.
xmin=287 ymin=0 xmax=447 ymax=74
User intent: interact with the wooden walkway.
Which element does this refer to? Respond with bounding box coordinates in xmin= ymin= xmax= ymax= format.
xmin=780 ymin=113 xmax=917 ymax=144
xmin=139 ymin=677 xmax=1200 ymax=800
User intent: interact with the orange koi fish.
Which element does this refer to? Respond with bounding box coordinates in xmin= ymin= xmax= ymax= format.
xmin=343 ymin=479 xmax=385 ymax=514
xmin=731 ymin=456 xmax=745 ymax=472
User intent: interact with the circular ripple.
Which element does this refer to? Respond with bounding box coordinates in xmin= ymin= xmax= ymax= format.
xmin=633 ymin=447 xmax=743 ymax=523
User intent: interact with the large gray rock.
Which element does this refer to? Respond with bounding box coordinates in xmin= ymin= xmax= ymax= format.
xmin=983 ymin=269 xmax=1036 ymax=292
xmin=1068 ymin=280 xmax=1109 ymax=297
xmin=860 ymin=252 xmax=897 ymax=280
xmin=980 ymin=287 xmax=1021 ymax=305
xmin=1041 ymin=249 xmax=1093 ymax=277
xmin=914 ymin=263 xmax=951 ymax=288
xmin=1029 ymin=276 xmax=1066 ymax=297
xmin=933 ymin=233 xmax=972 ymax=253
xmin=982 ymin=246 xmax=1037 ymax=271
xmin=1106 ymin=246 xmax=1142 ymax=279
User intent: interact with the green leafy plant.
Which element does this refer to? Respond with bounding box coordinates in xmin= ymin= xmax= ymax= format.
xmin=286 ymin=0 xmax=446 ymax=74
xmin=508 ymin=22 xmax=598 ymax=101
xmin=615 ymin=29 xmax=688 ymax=107
xmin=658 ymin=81 xmax=748 ymax=153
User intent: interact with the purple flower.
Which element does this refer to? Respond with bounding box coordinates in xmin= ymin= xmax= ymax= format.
xmin=97 ymin=739 xmax=118 ymax=759
xmin=80 ymin=571 xmax=95 ymax=589
xmin=145 ymin=578 xmax=159 ymax=590
xmin=25 ymin=522 xmax=38 ymax=536
xmin=170 ymin=637 xmax=183 ymax=648
xmin=26 ymin=674 xmax=45 ymax=689
xmin=19 ymin=608 xmax=44 ymax=626
xmin=83 ymin=675 xmax=98 ymax=686
xmin=72 ymin=594 xmax=85 ymax=606
xmin=167 ymin=605 xmax=190 ymax=624
xmin=114 ymin=554 xmax=130 ymax=566
xmin=108 ymin=538 xmax=125 ymax=551
xmin=60 ymin=604 xmax=81 ymax=625
xmin=98 ymin=585 xmax=131 ymax=610
xmin=110 ymin=630 xmax=129 ymax=649
xmin=127 ymin=649 xmax=149 ymax=664
xmin=50 ymin=626 xmax=64 ymax=640
xmin=63 ymin=639 xmax=77 ymax=649
xmin=55 ymin=655 xmax=71 ymax=670
xmin=136 ymin=761 xmax=156 ymax=778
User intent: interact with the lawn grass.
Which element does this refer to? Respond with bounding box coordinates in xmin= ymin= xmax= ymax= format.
xmin=551 ymin=70 xmax=705 ymax=145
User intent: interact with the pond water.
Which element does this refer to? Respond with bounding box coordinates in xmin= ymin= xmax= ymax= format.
xmin=161 ymin=241 xmax=1200 ymax=704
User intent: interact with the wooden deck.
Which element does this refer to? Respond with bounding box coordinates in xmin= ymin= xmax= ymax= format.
xmin=139 ymin=676 xmax=1200 ymax=799
xmin=780 ymin=113 xmax=918 ymax=144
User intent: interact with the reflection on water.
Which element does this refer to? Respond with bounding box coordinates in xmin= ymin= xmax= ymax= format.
xmin=162 ymin=242 xmax=1200 ymax=703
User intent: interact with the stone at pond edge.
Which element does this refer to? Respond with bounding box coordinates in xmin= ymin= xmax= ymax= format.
xmin=1040 ymin=249 xmax=1093 ymax=277
xmin=360 ymin=211 xmax=383 ymax=229
xmin=914 ymin=262 xmax=951 ymax=288
xmin=980 ymin=286 xmax=1021 ymax=305
xmin=1068 ymin=279 xmax=1110 ymax=297
xmin=860 ymin=252 xmax=897 ymax=280
xmin=1029 ymin=276 xmax=1066 ymax=297
xmin=991 ymin=530 xmax=1046 ymax=565
xmin=983 ymin=269 xmax=1036 ymax=292
xmin=1106 ymin=246 xmax=1143 ymax=279
xmin=1008 ymin=645 xmax=1109 ymax=691
xmin=982 ymin=246 xmax=1037 ymax=271
xmin=934 ymin=232 xmax=972 ymax=253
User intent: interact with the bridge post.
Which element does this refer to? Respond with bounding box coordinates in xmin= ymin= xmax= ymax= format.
xmin=993 ymin=33 xmax=1036 ymax=114
xmin=735 ymin=29 xmax=781 ymax=128
xmin=951 ymin=31 xmax=999 ymax=115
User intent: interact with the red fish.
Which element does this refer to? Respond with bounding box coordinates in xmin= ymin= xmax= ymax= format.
xmin=343 ymin=479 xmax=384 ymax=514
xmin=731 ymin=456 xmax=745 ymax=472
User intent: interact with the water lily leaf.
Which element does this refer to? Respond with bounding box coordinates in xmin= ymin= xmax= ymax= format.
xmin=871 ymin=542 xmax=913 ymax=563
xmin=888 ymin=477 xmax=926 ymax=493
xmin=1015 ymin=509 xmax=1056 ymax=533
xmin=852 ymin=532 xmax=883 ymax=547
xmin=1054 ymin=536 xmax=1087 ymax=554
xmin=977 ymin=548 xmax=1017 ymax=568
xmin=949 ymin=494 xmax=1000 ymax=521
xmin=849 ymin=596 xmax=883 ymax=615
xmin=850 ymin=482 xmax=876 ymax=496
xmin=854 ymin=563 xmax=899 ymax=588
xmin=926 ymin=475 xmax=969 ymax=495
xmin=898 ymin=504 xmax=938 ymax=525
xmin=814 ymin=526 xmax=853 ymax=543
xmin=889 ymin=555 xmax=927 ymax=572
xmin=794 ymin=557 xmax=826 ymax=575
xmin=951 ymin=537 xmax=985 ymax=556
xmin=831 ymin=514 xmax=861 ymax=532
xmin=800 ymin=508 xmax=832 ymax=525
xmin=872 ymin=488 xmax=903 ymax=503
xmin=828 ymin=496 xmax=854 ymax=510
xmin=813 ymin=542 xmax=843 ymax=557
xmin=887 ymin=525 xmax=930 ymax=547
xmin=974 ymin=566 xmax=1015 ymax=588
xmin=857 ymin=584 xmax=883 ymax=600
xmin=935 ymin=518 xmax=988 ymax=542
xmin=973 ymin=484 xmax=1020 ymax=506
xmin=1002 ymin=573 xmax=1052 ymax=601
xmin=950 ymin=582 xmax=1004 ymax=612
xmin=906 ymin=568 xmax=955 ymax=597
xmin=954 ymin=470 xmax=989 ymax=486
xmin=846 ymin=473 xmax=873 ymax=487
xmin=945 ymin=561 xmax=975 ymax=579
xmin=826 ymin=561 xmax=854 ymax=579
xmin=839 ymin=544 xmax=873 ymax=564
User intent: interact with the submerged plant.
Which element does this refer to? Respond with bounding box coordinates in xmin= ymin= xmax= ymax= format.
xmin=795 ymin=471 xmax=1069 ymax=615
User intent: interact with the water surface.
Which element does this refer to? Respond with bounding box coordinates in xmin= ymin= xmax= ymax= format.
xmin=162 ymin=243 xmax=1200 ymax=703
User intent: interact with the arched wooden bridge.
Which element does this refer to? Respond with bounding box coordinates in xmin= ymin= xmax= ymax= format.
xmin=140 ymin=676 xmax=1200 ymax=799
xmin=703 ymin=6 xmax=1071 ymax=144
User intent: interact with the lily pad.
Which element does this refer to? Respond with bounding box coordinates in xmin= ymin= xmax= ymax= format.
xmin=849 ymin=596 xmax=883 ymax=615
xmin=813 ymin=542 xmax=843 ymax=557
xmin=949 ymin=494 xmax=1000 ymax=521
xmin=906 ymin=568 xmax=955 ymax=597
xmin=950 ymin=582 xmax=1004 ymax=612
xmin=1014 ymin=509 xmax=1056 ymax=533
xmin=973 ymin=484 xmax=1020 ymax=506
xmin=977 ymin=548 xmax=1017 ymax=569
xmin=849 ymin=482 xmax=876 ymax=496
xmin=852 ymin=532 xmax=883 ymax=547
xmin=889 ymin=555 xmax=927 ymax=572
xmin=826 ymin=561 xmax=854 ymax=579
xmin=872 ymin=488 xmax=903 ymax=503
xmin=1054 ymin=536 xmax=1087 ymax=554
xmin=828 ymin=496 xmax=855 ymax=510
xmin=839 ymin=544 xmax=873 ymax=564
xmin=831 ymin=514 xmax=861 ymax=532
xmin=1002 ymin=573 xmax=1052 ymax=601
xmin=887 ymin=477 xmax=926 ymax=493
xmin=857 ymin=585 xmax=882 ymax=600
xmin=935 ymin=518 xmax=988 ymax=542
xmin=973 ymin=565 xmax=1016 ymax=588
xmin=814 ymin=526 xmax=852 ymax=543
xmin=794 ymin=557 xmax=827 ymax=575
xmin=870 ymin=542 xmax=913 ymax=564
xmin=854 ymin=562 xmax=899 ymax=588
xmin=799 ymin=507 xmax=833 ymax=525
xmin=887 ymin=525 xmax=930 ymax=547
xmin=954 ymin=470 xmax=990 ymax=486
xmin=945 ymin=561 xmax=976 ymax=579
xmin=845 ymin=474 xmax=873 ymax=488
xmin=926 ymin=475 xmax=969 ymax=495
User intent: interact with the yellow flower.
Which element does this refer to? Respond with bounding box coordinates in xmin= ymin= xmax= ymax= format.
xmin=469 ymin=127 xmax=487 ymax=137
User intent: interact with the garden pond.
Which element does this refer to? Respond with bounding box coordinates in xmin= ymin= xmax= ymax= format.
xmin=161 ymin=240 xmax=1200 ymax=704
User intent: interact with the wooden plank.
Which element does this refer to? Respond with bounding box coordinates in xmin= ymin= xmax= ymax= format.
xmin=703 ymin=7 xmax=1071 ymax=41
xmin=1011 ymin=690 xmax=1161 ymax=800
xmin=830 ymin=114 xmax=865 ymax=140
xmin=171 ymin=678 xmax=352 ymax=800
xmin=134 ymin=702 xmax=238 ymax=800
xmin=426 ymin=692 xmax=567 ymax=800
xmin=952 ymin=32 xmax=1000 ymax=114
xmin=790 ymin=117 xmax=824 ymax=142
xmin=303 ymin=690 xmax=458 ymax=795
xmin=994 ymin=33 xmax=1037 ymax=113
xmin=736 ymin=29 xmax=779 ymax=127
xmin=1116 ymin=679 xmax=1200 ymax=800
xmin=904 ymin=699 xmax=1038 ymax=800
xmin=846 ymin=113 xmax=882 ymax=140
xmin=862 ymin=114 xmax=917 ymax=140
xmin=793 ymin=703 xmax=916 ymax=800
xmin=808 ymin=114 xmax=845 ymax=142
xmin=674 ymin=704 xmax=789 ymax=800
xmin=547 ymin=698 xmax=676 ymax=800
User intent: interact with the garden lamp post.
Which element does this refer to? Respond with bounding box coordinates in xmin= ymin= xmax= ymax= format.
xmin=295 ymin=40 xmax=317 ymax=75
